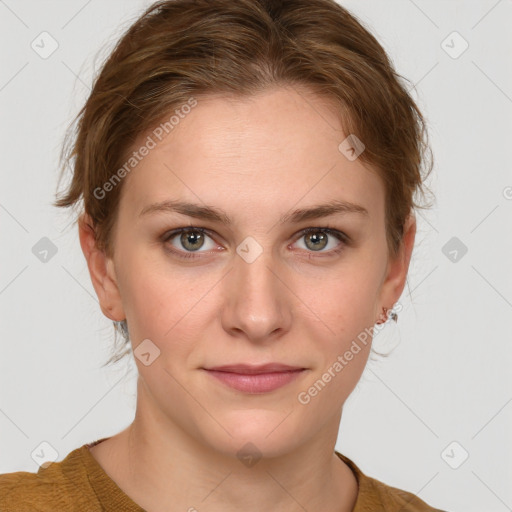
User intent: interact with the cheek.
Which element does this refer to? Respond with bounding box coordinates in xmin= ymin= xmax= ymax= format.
xmin=311 ymin=260 xmax=382 ymax=336
xmin=301 ymin=258 xmax=381 ymax=393
xmin=299 ymin=281 xmax=375 ymax=411
xmin=117 ymin=249 xmax=220 ymax=354
xmin=113 ymin=245 xmax=173 ymax=343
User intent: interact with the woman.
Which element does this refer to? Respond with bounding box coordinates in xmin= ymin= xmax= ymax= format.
xmin=0 ymin=0 xmax=447 ymax=510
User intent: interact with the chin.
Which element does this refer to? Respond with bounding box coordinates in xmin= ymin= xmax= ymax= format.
xmin=201 ymin=409 xmax=305 ymax=460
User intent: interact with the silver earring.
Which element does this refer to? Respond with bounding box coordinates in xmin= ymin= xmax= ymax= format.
xmin=376 ymin=306 xmax=398 ymax=325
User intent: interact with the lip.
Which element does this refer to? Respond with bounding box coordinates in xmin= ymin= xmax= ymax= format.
xmin=205 ymin=363 xmax=304 ymax=374
xmin=202 ymin=364 xmax=307 ymax=394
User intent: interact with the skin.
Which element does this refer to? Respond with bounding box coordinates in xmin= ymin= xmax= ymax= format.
xmin=79 ymin=85 xmax=416 ymax=512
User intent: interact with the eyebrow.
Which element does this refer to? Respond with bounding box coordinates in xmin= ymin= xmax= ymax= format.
xmin=139 ymin=199 xmax=369 ymax=224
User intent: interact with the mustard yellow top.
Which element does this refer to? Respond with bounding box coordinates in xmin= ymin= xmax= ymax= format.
xmin=0 ymin=437 xmax=447 ymax=511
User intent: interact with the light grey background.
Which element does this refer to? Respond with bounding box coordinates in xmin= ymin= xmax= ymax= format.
xmin=1 ymin=1 xmax=511 ymax=511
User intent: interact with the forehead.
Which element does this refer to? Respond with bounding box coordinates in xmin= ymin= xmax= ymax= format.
xmin=118 ymin=87 xmax=385 ymax=224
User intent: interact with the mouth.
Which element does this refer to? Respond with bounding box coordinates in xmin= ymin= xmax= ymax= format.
xmin=202 ymin=363 xmax=307 ymax=394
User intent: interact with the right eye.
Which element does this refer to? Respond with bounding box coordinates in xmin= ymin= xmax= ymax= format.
xmin=162 ymin=227 xmax=223 ymax=259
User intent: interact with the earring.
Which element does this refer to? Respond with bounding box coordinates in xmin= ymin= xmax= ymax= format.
xmin=376 ymin=306 xmax=398 ymax=325
xmin=388 ymin=308 xmax=398 ymax=323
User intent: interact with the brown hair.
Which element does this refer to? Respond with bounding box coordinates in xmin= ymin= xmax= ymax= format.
xmin=54 ymin=0 xmax=433 ymax=365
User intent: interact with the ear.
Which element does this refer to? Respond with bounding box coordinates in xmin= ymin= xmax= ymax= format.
xmin=78 ymin=213 xmax=125 ymax=322
xmin=376 ymin=212 xmax=416 ymax=317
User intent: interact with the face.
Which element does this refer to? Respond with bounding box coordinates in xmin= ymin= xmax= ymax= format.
xmin=81 ymin=85 xmax=415 ymax=459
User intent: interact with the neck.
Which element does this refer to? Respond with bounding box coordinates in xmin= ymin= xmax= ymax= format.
xmin=92 ymin=379 xmax=359 ymax=512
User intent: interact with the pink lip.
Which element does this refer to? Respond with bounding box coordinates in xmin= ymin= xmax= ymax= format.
xmin=206 ymin=363 xmax=304 ymax=374
xmin=203 ymin=364 xmax=306 ymax=393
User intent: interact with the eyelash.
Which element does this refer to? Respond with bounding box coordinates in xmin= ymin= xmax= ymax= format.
xmin=161 ymin=226 xmax=349 ymax=260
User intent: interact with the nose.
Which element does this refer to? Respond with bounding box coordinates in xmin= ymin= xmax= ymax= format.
xmin=220 ymin=246 xmax=293 ymax=343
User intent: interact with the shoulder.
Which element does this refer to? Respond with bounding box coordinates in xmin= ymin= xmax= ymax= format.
xmin=336 ymin=452 xmax=449 ymax=512
xmin=362 ymin=475 xmax=448 ymax=511
xmin=0 ymin=445 xmax=101 ymax=512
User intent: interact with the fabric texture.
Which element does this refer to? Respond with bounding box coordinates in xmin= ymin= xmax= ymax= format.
xmin=0 ymin=437 xmax=447 ymax=511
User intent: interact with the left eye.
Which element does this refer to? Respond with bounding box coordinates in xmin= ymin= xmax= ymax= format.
xmin=292 ymin=227 xmax=347 ymax=253
xmin=162 ymin=226 xmax=347 ymax=258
